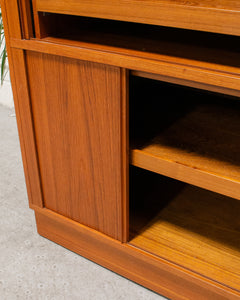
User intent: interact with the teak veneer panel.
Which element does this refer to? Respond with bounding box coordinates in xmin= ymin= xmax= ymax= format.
xmin=130 ymin=182 xmax=240 ymax=292
xmin=10 ymin=36 xmax=240 ymax=98
xmin=35 ymin=207 xmax=240 ymax=299
xmin=1 ymin=0 xmax=43 ymax=208
xmin=131 ymin=101 xmax=240 ymax=200
xmin=26 ymin=51 xmax=126 ymax=240
xmin=35 ymin=0 xmax=240 ymax=36
xmin=18 ymin=0 xmax=34 ymax=39
xmin=2 ymin=0 xmax=22 ymax=39
xmin=48 ymin=23 xmax=240 ymax=77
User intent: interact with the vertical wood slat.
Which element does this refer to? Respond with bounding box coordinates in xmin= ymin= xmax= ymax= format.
xmin=2 ymin=0 xmax=22 ymax=38
xmin=31 ymin=0 xmax=41 ymax=38
xmin=32 ymin=0 xmax=58 ymax=38
xmin=121 ymin=69 xmax=129 ymax=242
xmin=1 ymin=0 xmax=44 ymax=208
xmin=18 ymin=0 xmax=34 ymax=39
xmin=25 ymin=51 xmax=127 ymax=240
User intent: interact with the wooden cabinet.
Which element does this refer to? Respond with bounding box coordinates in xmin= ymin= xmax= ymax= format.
xmin=2 ymin=0 xmax=240 ymax=298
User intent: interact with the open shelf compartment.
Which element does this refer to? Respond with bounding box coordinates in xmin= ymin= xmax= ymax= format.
xmin=32 ymin=13 xmax=240 ymax=96
xmin=34 ymin=0 xmax=240 ymax=36
xmin=129 ymin=166 xmax=240 ymax=291
xmin=130 ymin=76 xmax=240 ymax=200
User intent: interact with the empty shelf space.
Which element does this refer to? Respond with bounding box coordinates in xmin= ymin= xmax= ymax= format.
xmin=130 ymin=77 xmax=240 ymax=199
xmin=35 ymin=0 xmax=240 ymax=36
xmin=129 ymin=166 xmax=240 ymax=291
xmin=40 ymin=14 xmax=240 ymax=70
xmin=31 ymin=14 xmax=240 ymax=95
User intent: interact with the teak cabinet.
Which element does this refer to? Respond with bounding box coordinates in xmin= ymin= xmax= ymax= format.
xmin=2 ymin=0 xmax=240 ymax=298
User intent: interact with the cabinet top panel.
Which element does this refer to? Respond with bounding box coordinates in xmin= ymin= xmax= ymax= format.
xmin=35 ymin=0 xmax=240 ymax=36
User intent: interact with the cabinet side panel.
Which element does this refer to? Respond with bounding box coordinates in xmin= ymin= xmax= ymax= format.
xmin=25 ymin=51 xmax=124 ymax=240
xmin=1 ymin=0 xmax=43 ymax=208
xmin=10 ymin=49 xmax=44 ymax=208
xmin=2 ymin=0 xmax=22 ymax=38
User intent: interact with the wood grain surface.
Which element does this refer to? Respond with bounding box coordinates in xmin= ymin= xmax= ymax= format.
xmin=35 ymin=206 xmax=240 ymax=299
xmin=130 ymin=77 xmax=240 ymax=200
xmin=2 ymin=0 xmax=22 ymax=39
xmin=1 ymin=0 xmax=43 ymax=208
xmin=121 ymin=69 xmax=129 ymax=243
xmin=31 ymin=0 xmax=59 ymax=39
xmin=10 ymin=36 xmax=240 ymax=98
xmin=18 ymin=0 xmax=34 ymax=39
xmin=131 ymin=106 xmax=240 ymax=199
xmin=4 ymin=0 xmax=240 ymax=297
xmin=130 ymin=169 xmax=240 ymax=291
xmin=8 ymin=12 xmax=240 ymax=95
xmin=35 ymin=0 xmax=240 ymax=36
xmin=132 ymin=71 xmax=240 ymax=98
xmin=26 ymin=51 xmax=126 ymax=240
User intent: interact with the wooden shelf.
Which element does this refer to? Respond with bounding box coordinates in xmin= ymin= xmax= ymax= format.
xmin=35 ymin=0 xmax=240 ymax=36
xmin=129 ymin=169 xmax=240 ymax=291
xmin=130 ymin=76 xmax=240 ymax=200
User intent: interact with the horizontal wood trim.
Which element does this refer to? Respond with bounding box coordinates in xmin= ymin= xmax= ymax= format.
xmin=35 ymin=0 xmax=240 ymax=36
xmin=130 ymin=91 xmax=240 ymax=200
xmin=131 ymin=71 xmax=240 ymax=98
xmin=129 ymin=180 xmax=240 ymax=291
xmin=131 ymin=149 xmax=240 ymax=201
xmin=10 ymin=38 xmax=240 ymax=97
xmin=34 ymin=207 xmax=240 ymax=299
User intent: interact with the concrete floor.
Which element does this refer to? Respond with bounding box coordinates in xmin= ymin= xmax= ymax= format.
xmin=0 ymin=104 xmax=167 ymax=300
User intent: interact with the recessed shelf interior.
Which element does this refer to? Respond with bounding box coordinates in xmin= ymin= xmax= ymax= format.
xmin=38 ymin=13 xmax=240 ymax=69
xmin=129 ymin=166 xmax=240 ymax=291
xmin=129 ymin=76 xmax=240 ymax=199
xmin=35 ymin=0 xmax=240 ymax=36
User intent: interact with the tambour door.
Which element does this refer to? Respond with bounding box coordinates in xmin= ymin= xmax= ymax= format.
xmin=26 ymin=51 xmax=127 ymax=240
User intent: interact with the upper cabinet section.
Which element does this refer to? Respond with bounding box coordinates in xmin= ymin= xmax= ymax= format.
xmin=34 ymin=0 xmax=240 ymax=36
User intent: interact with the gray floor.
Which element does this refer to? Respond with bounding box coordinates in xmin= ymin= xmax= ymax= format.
xmin=0 ymin=104 xmax=167 ymax=300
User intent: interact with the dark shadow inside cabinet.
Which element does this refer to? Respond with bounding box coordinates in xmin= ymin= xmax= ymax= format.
xmin=129 ymin=166 xmax=240 ymax=290
xmin=129 ymin=76 xmax=240 ymax=181
xmin=35 ymin=13 xmax=240 ymax=68
xmin=129 ymin=166 xmax=240 ymax=252
xmin=128 ymin=76 xmax=240 ymax=291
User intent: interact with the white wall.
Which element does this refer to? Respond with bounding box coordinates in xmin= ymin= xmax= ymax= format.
xmin=0 ymin=6 xmax=14 ymax=108
xmin=0 ymin=61 xmax=14 ymax=108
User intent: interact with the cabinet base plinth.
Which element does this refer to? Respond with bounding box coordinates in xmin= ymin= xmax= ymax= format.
xmin=34 ymin=208 xmax=240 ymax=300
